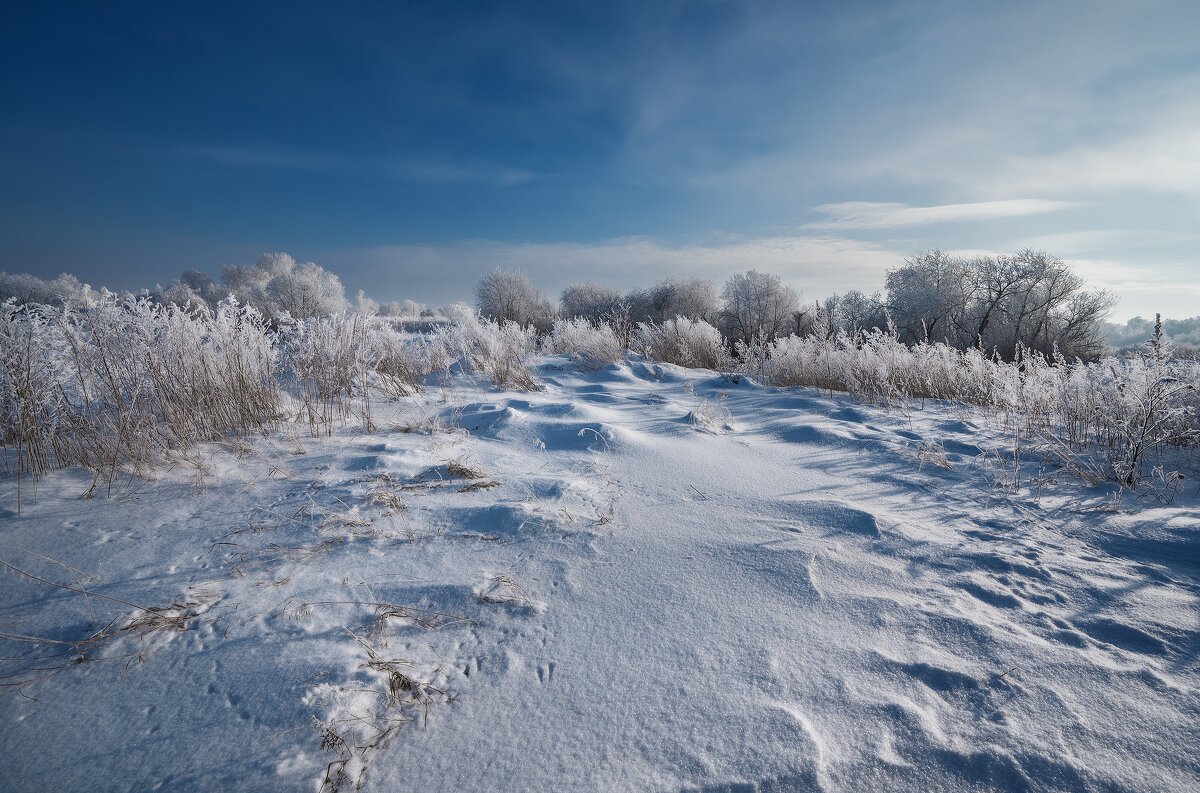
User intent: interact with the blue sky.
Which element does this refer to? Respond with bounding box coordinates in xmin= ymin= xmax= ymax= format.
xmin=2 ymin=1 xmax=1198 ymax=318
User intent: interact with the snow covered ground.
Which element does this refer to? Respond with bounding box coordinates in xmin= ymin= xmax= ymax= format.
xmin=2 ymin=357 xmax=1198 ymax=791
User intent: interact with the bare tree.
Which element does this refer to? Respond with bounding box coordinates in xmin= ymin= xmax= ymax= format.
xmin=885 ymin=250 xmax=969 ymax=344
xmin=885 ymin=249 xmax=1114 ymax=360
xmin=560 ymin=282 xmax=624 ymax=324
xmin=626 ymin=278 xmax=717 ymax=325
xmin=262 ymin=258 xmax=349 ymax=318
xmin=823 ymin=290 xmax=887 ymax=339
xmin=718 ymin=270 xmax=800 ymax=345
xmin=474 ymin=268 xmax=553 ymax=329
xmin=1051 ymin=288 xmax=1117 ymax=360
xmin=0 ymin=272 xmax=91 ymax=307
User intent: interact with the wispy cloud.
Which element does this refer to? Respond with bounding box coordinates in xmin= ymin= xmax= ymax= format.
xmin=991 ymin=121 xmax=1200 ymax=197
xmin=837 ymin=64 xmax=1200 ymax=201
xmin=1013 ymin=229 xmax=1200 ymax=256
xmin=183 ymin=145 xmax=537 ymax=186
xmin=807 ymin=199 xmax=1078 ymax=230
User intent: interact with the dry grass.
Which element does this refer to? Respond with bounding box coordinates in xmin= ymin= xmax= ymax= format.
xmin=1 ymin=299 xmax=280 ymax=511
xmin=313 ymin=631 xmax=453 ymax=793
xmin=476 ymin=574 xmax=534 ymax=607
xmin=445 ymin=460 xmax=485 ymax=480
xmin=0 ymin=299 xmax=540 ymax=510
xmin=122 ymin=594 xmax=215 ymax=634
xmin=913 ymin=440 xmax=954 ymax=470
xmin=0 ymin=555 xmax=215 ymax=690
xmin=215 ymin=538 xmax=345 ymax=574
xmin=364 ymin=487 xmax=405 ymax=511
xmin=457 ymin=479 xmax=501 ymax=493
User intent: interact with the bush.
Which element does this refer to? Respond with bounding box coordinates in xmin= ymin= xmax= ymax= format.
xmin=546 ymin=318 xmax=622 ymax=367
xmin=559 ymin=283 xmax=625 ymax=325
xmin=1 ymin=296 xmax=279 ymax=501
xmin=441 ymin=306 xmax=540 ymax=390
xmin=731 ymin=326 xmax=1200 ymax=484
xmin=474 ymin=269 xmax=554 ymax=331
xmin=633 ymin=318 xmax=727 ymax=370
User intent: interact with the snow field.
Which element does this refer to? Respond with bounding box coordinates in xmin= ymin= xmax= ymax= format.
xmin=1 ymin=357 xmax=1198 ymax=791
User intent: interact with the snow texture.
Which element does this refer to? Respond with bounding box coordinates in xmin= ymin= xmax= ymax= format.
xmin=2 ymin=357 xmax=1198 ymax=791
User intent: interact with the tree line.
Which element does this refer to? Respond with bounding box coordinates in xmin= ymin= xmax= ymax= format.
xmin=3 ymin=247 xmax=1121 ymax=360
xmin=477 ymin=249 xmax=1117 ymax=360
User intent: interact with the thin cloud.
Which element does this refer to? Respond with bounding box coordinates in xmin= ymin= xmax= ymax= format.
xmin=807 ymin=200 xmax=1079 ymax=230
xmin=993 ymin=122 xmax=1200 ymax=197
xmin=1013 ymin=229 xmax=1200 ymax=256
xmin=183 ymin=145 xmax=537 ymax=186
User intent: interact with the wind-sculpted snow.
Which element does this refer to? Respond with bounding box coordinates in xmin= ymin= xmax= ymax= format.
xmin=2 ymin=358 xmax=1198 ymax=791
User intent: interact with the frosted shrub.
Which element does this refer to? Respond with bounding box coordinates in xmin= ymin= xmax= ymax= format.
xmin=0 ymin=303 xmax=69 ymax=492
xmin=745 ymin=330 xmax=1014 ymax=407
xmin=547 ymin=318 xmax=622 ymax=367
xmin=372 ymin=321 xmax=450 ymax=396
xmin=633 ymin=318 xmax=726 ymax=370
xmin=280 ymin=314 xmax=374 ymax=434
xmin=1 ymin=296 xmax=280 ymax=503
xmin=0 ymin=297 xmax=547 ymax=504
xmin=276 ymin=313 xmax=456 ymax=432
xmin=442 ymin=307 xmax=539 ymax=390
xmin=1100 ymin=358 xmax=1198 ymax=484
xmin=731 ymin=326 xmax=1200 ymax=484
xmin=5 ymin=292 xmax=1199 ymax=500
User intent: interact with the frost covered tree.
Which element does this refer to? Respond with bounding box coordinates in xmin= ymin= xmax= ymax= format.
xmin=474 ymin=268 xmax=554 ymax=329
xmin=885 ymin=249 xmax=1114 ymax=360
xmin=626 ymin=278 xmax=717 ymax=325
xmin=885 ymin=250 xmax=969 ymax=344
xmin=354 ymin=290 xmax=380 ymax=315
xmin=216 ymin=252 xmax=349 ymax=319
xmin=269 ymin=262 xmax=349 ymax=318
xmin=560 ymin=282 xmax=624 ymax=324
xmin=717 ymin=270 xmax=800 ymax=345
xmin=279 ymin=263 xmax=348 ymax=318
xmin=823 ymin=290 xmax=888 ymax=338
xmin=0 ymin=272 xmax=91 ymax=306
xmin=157 ymin=253 xmax=349 ymax=318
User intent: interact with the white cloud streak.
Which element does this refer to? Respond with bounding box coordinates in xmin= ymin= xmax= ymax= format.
xmin=807 ymin=199 xmax=1078 ymax=230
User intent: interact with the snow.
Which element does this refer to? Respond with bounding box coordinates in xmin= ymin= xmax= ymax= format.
xmin=2 ymin=357 xmax=1198 ymax=791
